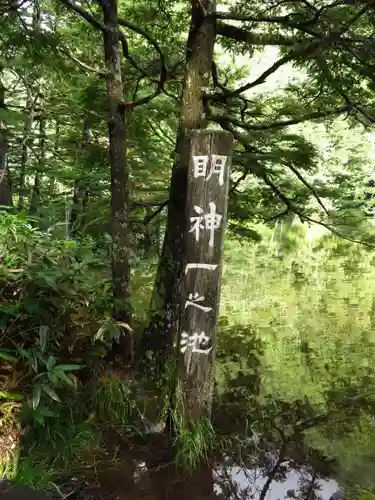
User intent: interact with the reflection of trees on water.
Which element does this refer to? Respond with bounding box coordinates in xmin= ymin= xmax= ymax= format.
xmin=214 ymin=318 xmax=375 ymax=500
xmin=214 ymin=455 xmax=335 ymax=500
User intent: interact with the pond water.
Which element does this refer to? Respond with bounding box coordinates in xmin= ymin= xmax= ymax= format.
xmin=51 ymin=435 xmax=346 ymax=500
xmin=213 ymin=461 xmax=339 ymax=500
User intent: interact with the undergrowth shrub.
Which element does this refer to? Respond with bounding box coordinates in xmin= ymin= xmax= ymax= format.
xmin=0 ymin=212 xmax=115 ymax=471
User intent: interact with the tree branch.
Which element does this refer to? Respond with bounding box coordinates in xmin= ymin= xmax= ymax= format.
xmin=118 ymin=16 xmax=167 ymax=89
xmin=218 ymin=117 xmax=375 ymax=249
xmin=59 ymin=0 xmax=157 ymax=82
xmin=208 ymin=105 xmax=349 ymax=130
xmin=58 ymin=46 xmax=108 ymax=77
xmin=59 ymin=0 xmax=163 ymax=108
xmin=143 ymin=200 xmax=168 ymax=224
xmin=283 ymin=161 xmax=330 ymax=217
xmin=216 ymin=21 xmax=296 ymax=46
xmin=216 ymin=13 xmax=320 ymax=38
xmin=59 ymin=0 xmax=106 ymax=31
xmin=214 ymin=3 xmax=373 ymax=99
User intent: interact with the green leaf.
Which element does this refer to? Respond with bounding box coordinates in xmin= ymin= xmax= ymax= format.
xmin=31 ymin=356 xmax=38 ymax=373
xmin=38 ymin=406 xmax=57 ymax=417
xmin=54 ymin=364 xmax=86 ymax=372
xmin=42 ymin=385 xmax=61 ymax=402
xmin=0 ymin=350 xmax=17 ymax=362
xmin=17 ymin=347 xmax=30 ymax=359
xmin=0 ymin=391 xmax=23 ymax=400
xmin=47 ymin=371 xmax=59 ymax=385
xmin=39 ymin=325 xmax=49 ymax=353
xmin=46 ymin=355 xmax=56 ymax=371
xmin=94 ymin=324 xmax=107 ymax=342
xmin=55 ymin=370 xmax=76 ymax=388
xmin=32 ymin=384 xmax=41 ymax=409
xmin=33 ymin=413 xmax=45 ymax=426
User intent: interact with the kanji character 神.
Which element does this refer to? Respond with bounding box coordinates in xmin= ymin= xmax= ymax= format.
xmin=189 ymin=202 xmax=222 ymax=247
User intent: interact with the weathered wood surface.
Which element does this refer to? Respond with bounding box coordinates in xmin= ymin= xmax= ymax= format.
xmin=176 ymin=129 xmax=233 ymax=421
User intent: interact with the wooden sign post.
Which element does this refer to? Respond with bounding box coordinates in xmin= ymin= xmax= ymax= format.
xmin=176 ymin=129 xmax=233 ymax=422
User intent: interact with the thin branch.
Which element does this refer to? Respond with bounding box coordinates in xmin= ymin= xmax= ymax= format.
xmin=148 ymin=121 xmax=175 ymax=146
xmin=118 ymin=16 xmax=167 ymax=88
xmin=265 ymin=209 xmax=290 ymax=221
xmin=316 ymin=56 xmax=375 ymax=124
xmin=59 ymin=0 xmax=106 ymax=32
xmin=59 ymin=0 xmax=157 ymax=82
xmin=214 ymin=3 xmax=373 ymax=99
xmin=143 ymin=200 xmax=168 ymax=224
xmin=218 ymin=118 xmax=375 ymax=249
xmin=216 ymin=21 xmax=296 ymax=46
xmin=59 ymin=0 xmax=163 ymax=108
xmin=215 ymin=12 xmax=320 ymax=38
xmin=284 ymin=161 xmax=330 ymax=217
xmin=211 ymin=50 xmax=299 ymax=99
xmin=58 ymin=46 xmax=108 ymax=77
xmin=208 ymin=105 xmax=349 ymax=130
xmin=215 ymin=10 xmax=375 ymax=41
xmin=259 ymin=443 xmax=287 ymax=500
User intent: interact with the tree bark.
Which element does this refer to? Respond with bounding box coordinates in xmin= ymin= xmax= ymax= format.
xmin=29 ymin=114 xmax=45 ymax=215
xmin=70 ymin=118 xmax=90 ymax=237
xmin=0 ymin=85 xmax=12 ymax=208
xmin=18 ymin=98 xmax=35 ymax=210
xmin=101 ymin=0 xmax=132 ymax=356
xmin=26 ymin=0 xmax=42 ymax=214
xmin=141 ymin=0 xmax=217 ymax=369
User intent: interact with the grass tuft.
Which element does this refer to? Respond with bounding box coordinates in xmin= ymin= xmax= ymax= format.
xmin=90 ymin=378 xmax=142 ymax=436
xmin=172 ymin=410 xmax=215 ymax=474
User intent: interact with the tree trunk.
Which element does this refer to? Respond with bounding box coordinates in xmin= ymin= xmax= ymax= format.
xmin=0 ymin=85 xmax=12 ymax=208
xmin=48 ymin=121 xmax=60 ymax=197
xmin=18 ymin=101 xmax=35 ymax=210
xmin=101 ymin=0 xmax=132 ymax=358
xmin=141 ymin=0 xmax=216 ymax=369
xmin=29 ymin=114 xmax=45 ymax=215
xmin=26 ymin=0 xmax=42 ymax=214
xmin=70 ymin=118 xmax=90 ymax=237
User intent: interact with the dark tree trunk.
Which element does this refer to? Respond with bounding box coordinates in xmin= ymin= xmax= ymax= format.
xmin=48 ymin=121 xmax=60 ymax=197
xmin=141 ymin=0 xmax=216 ymax=370
xmin=101 ymin=0 xmax=132 ymax=360
xmin=18 ymin=101 xmax=35 ymax=210
xmin=0 ymin=136 xmax=12 ymax=208
xmin=0 ymin=85 xmax=12 ymax=208
xmin=26 ymin=0 xmax=42 ymax=214
xmin=29 ymin=114 xmax=45 ymax=215
xmin=70 ymin=118 xmax=90 ymax=237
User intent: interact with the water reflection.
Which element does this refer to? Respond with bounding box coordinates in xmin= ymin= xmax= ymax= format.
xmin=214 ymin=459 xmax=339 ymax=500
xmin=126 ymin=450 xmax=342 ymax=500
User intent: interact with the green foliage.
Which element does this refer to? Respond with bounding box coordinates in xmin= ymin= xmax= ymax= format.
xmin=2 ymin=0 xmax=375 ymax=493
xmin=90 ymin=378 xmax=141 ymax=436
xmin=0 ymin=213 xmax=112 ymax=431
xmin=172 ymin=411 xmax=215 ymax=474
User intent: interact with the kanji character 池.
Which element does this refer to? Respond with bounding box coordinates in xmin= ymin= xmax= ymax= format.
xmin=189 ymin=202 xmax=222 ymax=248
xmin=180 ymin=331 xmax=212 ymax=354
